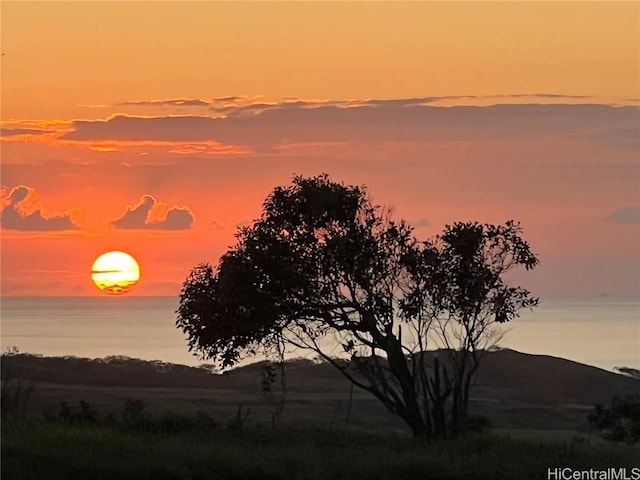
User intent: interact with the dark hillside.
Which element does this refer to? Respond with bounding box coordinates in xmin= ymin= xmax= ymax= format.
xmin=4 ymin=350 xmax=638 ymax=431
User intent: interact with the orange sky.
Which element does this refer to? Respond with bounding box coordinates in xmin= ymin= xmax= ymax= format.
xmin=1 ymin=1 xmax=638 ymax=298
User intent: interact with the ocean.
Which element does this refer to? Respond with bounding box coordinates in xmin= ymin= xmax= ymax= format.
xmin=1 ymin=296 xmax=638 ymax=372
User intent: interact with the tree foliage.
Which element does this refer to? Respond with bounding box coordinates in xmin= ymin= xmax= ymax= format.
xmin=614 ymin=367 xmax=640 ymax=381
xmin=177 ymin=174 xmax=539 ymax=438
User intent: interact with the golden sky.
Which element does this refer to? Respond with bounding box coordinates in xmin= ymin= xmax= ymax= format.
xmin=1 ymin=1 xmax=639 ymax=297
xmin=2 ymin=2 xmax=638 ymax=118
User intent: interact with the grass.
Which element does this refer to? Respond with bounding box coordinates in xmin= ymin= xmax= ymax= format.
xmin=3 ymin=414 xmax=639 ymax=480
xmin=3 ymin=353 xmax=639 ymax=479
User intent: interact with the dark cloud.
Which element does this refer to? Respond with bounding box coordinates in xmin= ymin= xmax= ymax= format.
xmin=59 ymin=103 xmax=639 ymax=152
xmin=606 ymin=206 xmax=640 ymax=224
xmin=1 ymin=185 xmax=79 ymax=231
xmin=591 ymin=127 xmax=640 ymax=151
xmin=111 ymin=195 xmax=154 ymax=228
xmin=111 ymin=195 xmax=194 ymax=230
xmin=63 ymin=115 xmax=217 ymax=142
xmin=413 ymin=218 xmax=430 ymax=228
xmin=0 ymin=128 xmax=49 ymax=137
xmin=162 ymin=208 xmax=194 ymax=230
xmin=215 ymin=102 xmax=282 ymax=115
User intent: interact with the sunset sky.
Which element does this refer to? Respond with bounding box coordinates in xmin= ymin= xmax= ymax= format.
xmin=1 ymin=1 xmax=638 ymax=299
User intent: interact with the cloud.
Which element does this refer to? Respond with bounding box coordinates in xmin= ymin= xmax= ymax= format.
xmin=208 ymin=220 xmax=224 ymax=230
xmin=114 ymin=95 xmax=262 ymax=109
xmin=76 ymin=104 xmax=111 ymax=109
xmin=591 ymin=127 xmax=640 ymax=151
xmin=111 ymin=195 xmax=194 ymax=230
xmin=0 ymin=128 xmax=50 ymax=137
xmin=213 ymin=94 xmax=598 ymax=116
xmin=0 ymin=185 xmax=80 ymax=231
xmin=109 ymin=93 xmax=596 ymax=116
xmin=0 ymin=119 xmax=72 ymax=131
xmin=493 ymin=93 xmax=593 ymax=99
xmin=58 ymin=103 xmax=638 ymax=153
xmin=413 ymin=218 xmax=430 ymax=228
xmin=606 ymin=207 xmax=640 ymax=224
xmin=118 ymin=98 xmax=210 ymax=107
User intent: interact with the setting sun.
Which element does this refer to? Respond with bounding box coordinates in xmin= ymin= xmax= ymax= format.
xmin=91 ymin=251 xmax=140 ymax=295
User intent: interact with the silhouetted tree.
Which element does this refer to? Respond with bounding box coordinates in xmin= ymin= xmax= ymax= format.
xmin=407 ymin=220 xmax=540 ymax=435
xmin=176 ymin=174 xmax=539 ymax=438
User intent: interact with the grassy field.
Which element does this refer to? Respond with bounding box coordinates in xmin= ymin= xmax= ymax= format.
xmin=2 ymin=352 xmax=639 ymax=479
xmin=3 ymin=416 xmax=639 ymax=480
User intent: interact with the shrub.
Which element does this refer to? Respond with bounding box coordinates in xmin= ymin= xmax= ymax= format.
xmin=464 ymin=414 xmax=492 ymax=434
xmin=589 ymin=394 xmax=640 ymax=444
xmin=121 ymin=399 xmax=152 ymax=430
xmin=1 ymin=348 xmax=35 ymax=420
xmin=45 ymin=399 xmax=99 ymax=425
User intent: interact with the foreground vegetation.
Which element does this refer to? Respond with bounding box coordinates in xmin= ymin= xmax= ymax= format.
xmin=2 ymin=351 xmax=639 ymax=479
xmin=3 ymin=401 xmax=639 ymax=480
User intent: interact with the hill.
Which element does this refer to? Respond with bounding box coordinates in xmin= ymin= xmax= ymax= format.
xmin=4 ymin=349 xmax=638 ymax=432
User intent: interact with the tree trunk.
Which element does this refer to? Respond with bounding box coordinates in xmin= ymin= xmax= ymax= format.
xmin=428 ymin=357 xmax=451 ymax=439
xmin=409 ymin=420 xmax=431 ymax=437
xmin=384 ymin=331 xmax=431 ymax=438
